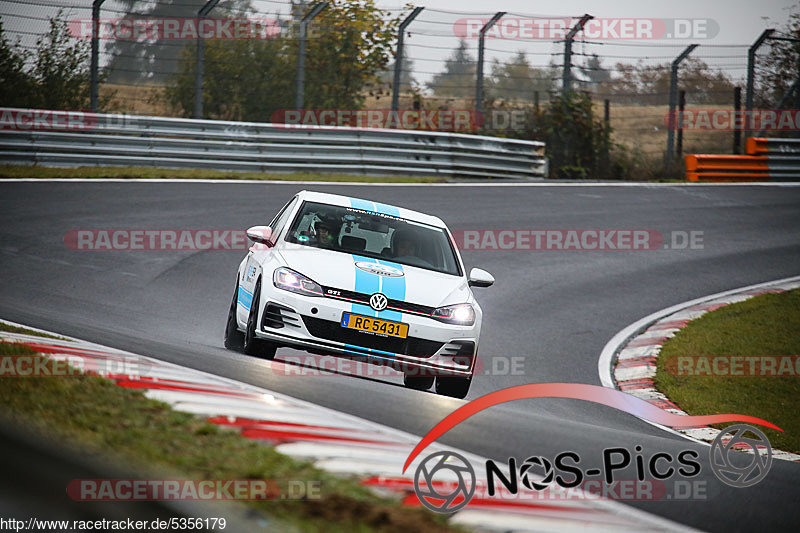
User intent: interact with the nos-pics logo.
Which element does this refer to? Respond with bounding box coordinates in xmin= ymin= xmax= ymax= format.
xmin=413 ymin=425 xmax=773 ymax=513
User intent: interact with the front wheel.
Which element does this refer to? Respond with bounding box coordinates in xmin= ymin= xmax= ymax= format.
xmin=242 ymin=279 xmax=277 ymax=360
xmin=224 ymin=279 xmax=244 ymax=350
xmin=435 ymin=376 xmax=471 ymax=399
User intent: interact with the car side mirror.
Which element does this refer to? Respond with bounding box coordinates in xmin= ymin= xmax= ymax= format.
xmin=246 ymin=226 xmax=275 ymax=248
xmin=468 ymin=267 xmax=494 ymax=288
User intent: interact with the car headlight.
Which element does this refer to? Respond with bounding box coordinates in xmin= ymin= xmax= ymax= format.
xmin=273 ymin=267 xmax=323 ymax=297
xmin=431 ymin=303 xmax=475 ymax=325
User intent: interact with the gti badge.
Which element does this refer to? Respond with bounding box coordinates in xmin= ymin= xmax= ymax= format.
xmin=369 ymin=293 xmax=389 ymax=311
xmin=355 ymin=261 xmax=404 ymax=277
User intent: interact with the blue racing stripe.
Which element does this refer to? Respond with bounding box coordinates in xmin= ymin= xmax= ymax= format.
xmin=344 ymin=343 xmax=396 ymax=358
xmin=348 ymin=198 xmax=407 ymax=322
xmin=376 ymin=259 xmax=404 ymax=321
xmin=349 ymin=198 xmax=376 ymax=212
xmin=237 ymin=285 xmax=253 ymax=311
xmin=373 ymin=202 xmax=401 ymax=217
xmin=351 ymin=253 xmax=379 ymax=317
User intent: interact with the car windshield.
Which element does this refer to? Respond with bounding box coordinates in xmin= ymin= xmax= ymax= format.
xmin=285 ymin=201 xmax=461 ymax=276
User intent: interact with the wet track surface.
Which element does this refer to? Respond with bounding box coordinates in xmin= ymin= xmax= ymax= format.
xmin=1 ymin=181 xmax=799 ymax=531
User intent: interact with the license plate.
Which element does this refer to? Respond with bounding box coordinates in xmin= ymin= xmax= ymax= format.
xmin=341 ymin=312 xmax=408 ymax=339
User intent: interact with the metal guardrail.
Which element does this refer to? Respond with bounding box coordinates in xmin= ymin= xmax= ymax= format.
xmin=686 ymin=137 xmax=800 ymax=181
xmin=0 ymin=108 xmax=547 ymax=179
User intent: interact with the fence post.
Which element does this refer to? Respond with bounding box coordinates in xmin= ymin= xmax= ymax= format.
xmin=561 ymin=14 xmax=593 ymax=96
xmin=745 ymin=29 xmax=774 ymax=141
xmin=295 ymin=2 xmax=329 ymax=111
xmin=733 ymin=86 xmax=742 ymax=154
xmin=600 ymin=98 xmax=610 ymax=177
xmin=665 ymin=44 xmax=698 ymax=168
xmin=194 ymin=0 xmax=220 ymax=119
xmin=475 ymin=12 xmax=505 ymax=121
xmin=391 ymin=7 xmax=423 ymax=116
xmin=676 ymin=90 xmax=686 ymax=159
xmin=90 ymin=0 xmax=106 ymax=113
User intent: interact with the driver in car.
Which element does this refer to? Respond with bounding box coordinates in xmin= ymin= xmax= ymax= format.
xmin=314 ymin=219 xmax=340 ymax=249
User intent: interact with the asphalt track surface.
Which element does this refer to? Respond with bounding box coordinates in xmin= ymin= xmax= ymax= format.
xmin=1 ymin=181 xmax=799 ymax=531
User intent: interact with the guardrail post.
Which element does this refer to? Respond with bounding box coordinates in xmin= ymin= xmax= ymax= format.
xmin=295 ymin=2 xmax=329 ymax=111
xmin=195 ymin=0 xmax=220 ymax=119
xmin=561 ymin=14 xmax=593 ymax=96
xmin=475 ymin=12 xmax=505 ymax=121
xmin=391 ymin=7 xmax=423 ymax=117
xmin=665 ymin=44 xmax=698 ymax=168
xmin=745 ymin=29 xmax=774 ymax=141
xmin=90 ymin=0 xmax=106 ymax=113
xmin=733 ymin=86 xmax=742 ymax=154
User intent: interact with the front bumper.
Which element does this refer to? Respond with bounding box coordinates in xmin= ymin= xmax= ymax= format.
xmin=254 ymin=290 xmax=478 ymax=378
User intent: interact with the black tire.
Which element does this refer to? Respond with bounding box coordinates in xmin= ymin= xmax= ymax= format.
xmin=224 ymin=279 xmax=244 ymax=350
xmin=403 ymin=374 xmax=434 ymax=391
xmin=242 ymin=279 xmax=277 ymax=360
xmin=435 ymin=376 xmax=471 ymax=399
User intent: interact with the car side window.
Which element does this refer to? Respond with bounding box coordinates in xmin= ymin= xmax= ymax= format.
xmin=269 ymin=197 xmax=298 ymax=242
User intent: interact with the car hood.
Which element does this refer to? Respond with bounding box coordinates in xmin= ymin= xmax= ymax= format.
xmin=275 ymin=245 xmax=470 ymax=307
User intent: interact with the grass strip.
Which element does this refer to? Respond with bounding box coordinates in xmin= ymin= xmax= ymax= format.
xmin=0 ymin=165 xmax=445 ymax=183
xmin=655 ymin=289 xmax=800 ymax=453
xmin=0 ymin=321 xmax=66 ymax=340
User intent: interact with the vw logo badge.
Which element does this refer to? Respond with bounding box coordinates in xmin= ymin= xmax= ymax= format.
xmin=355 ymin=261 xmax=404 ymax=277
xmin=369 ymin=293 xmax=388 ymax=311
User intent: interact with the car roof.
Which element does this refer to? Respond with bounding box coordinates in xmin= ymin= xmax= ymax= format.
xmin=295 ymin=190 xmax=447 ymax=228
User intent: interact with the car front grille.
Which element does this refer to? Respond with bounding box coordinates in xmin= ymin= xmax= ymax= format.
xmin=319 ymin=285 xmax=435 ymax=316
xmin=301 ymin=316 xmax=443 ymax=358
xmin=262 ymin=302 xmax=301 ymax=329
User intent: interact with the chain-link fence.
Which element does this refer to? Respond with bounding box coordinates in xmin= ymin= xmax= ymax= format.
xmin=1 ymin=1 xmax=798 ymax=179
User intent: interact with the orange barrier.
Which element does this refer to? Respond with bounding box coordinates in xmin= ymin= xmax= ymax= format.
xmin=745 ymin=137 xmax=769 ymax=155
xmin=686 ymin=137 xmax=800 ymax=181
xmin=684 ymin=154 xmax=769 ymax=182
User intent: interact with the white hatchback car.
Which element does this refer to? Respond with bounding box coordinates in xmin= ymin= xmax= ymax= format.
xmin=224 ymin=190 xmax=493 ymax=398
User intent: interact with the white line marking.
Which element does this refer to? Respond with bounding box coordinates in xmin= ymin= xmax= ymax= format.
xmin=598 ymin=274 xmax=800 ymax=446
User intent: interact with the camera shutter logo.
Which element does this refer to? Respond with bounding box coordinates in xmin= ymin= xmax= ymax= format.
xmin=709 ymin=424 xmax=772 ymax=488
xmin=519 ymin=456 xmax=554 ymax=491
xmin=369 ymin=293 xmax=388 ymax=311
xmin=413 ymin=451 xmax=476 ymax=513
